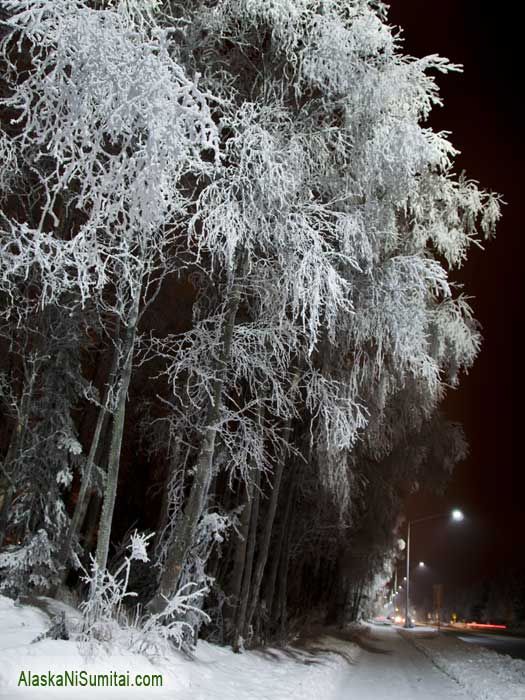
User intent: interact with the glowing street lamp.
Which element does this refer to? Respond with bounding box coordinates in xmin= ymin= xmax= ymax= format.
xmin=404 ymin=509 xmax=464 ymax=629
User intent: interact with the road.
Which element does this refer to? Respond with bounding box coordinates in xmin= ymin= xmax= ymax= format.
xmin=334 ymin=625 xmax=468 ymax=699
xmin=441 ymin=626 xmax=525 ymax=660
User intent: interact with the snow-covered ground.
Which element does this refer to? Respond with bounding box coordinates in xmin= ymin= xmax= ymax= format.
xmin=0 ymin=595 xmax=354 ymax=699
xmin=2 ymin=596 xmax=524 ymax=700
xmin=401 ymin=626 xmax=525 ymax=700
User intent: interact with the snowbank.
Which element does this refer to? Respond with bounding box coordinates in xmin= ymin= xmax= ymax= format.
xmin=400 ymin=627 xmax=525 ymax=700
xmin=0 ymin=595 xmax=354 ymax=700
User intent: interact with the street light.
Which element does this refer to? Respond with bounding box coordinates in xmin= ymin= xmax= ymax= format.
xmin=404 ymin=509 xmax=464 ymax=629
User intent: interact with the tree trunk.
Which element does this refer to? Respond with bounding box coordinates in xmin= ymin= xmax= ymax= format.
xmin=57 ymin=337 xmax=120 ymax=580
xmin=79 ymin=392 xmax=113 ymax=565
xmin=82 ymin=492 xmax=102 ymax=556
xmin=152 ymin=437 xmax=183 ymax=556
xmin=232 ymin=467 xmax=261 ymax=652
xmin=150 ymin=251 xmax=247 ymax=612
xmin=224 ymin=401 xmax=265 ymax=630
xmin=95 ymin=294 xmax=140 ymax=571
xmin=243 ymin=372 xmax=299 ymax=637
xmin=225 ymin=482 xmax=254 ymax=628
xmin=276 ymin=522 xmax=292 ymax=642
xmin=265 ymin=460 xmax=298 ymax=623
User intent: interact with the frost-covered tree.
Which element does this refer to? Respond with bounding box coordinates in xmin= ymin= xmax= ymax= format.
xmin=1 ymin=0 xmax=217 ymax=573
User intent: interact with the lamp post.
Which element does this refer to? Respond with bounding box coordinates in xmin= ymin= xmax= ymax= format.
xmin=404 ymin=509 xmax=464 ymax=628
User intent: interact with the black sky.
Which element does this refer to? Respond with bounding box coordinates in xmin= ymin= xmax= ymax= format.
xmin=386 ymin=2 xmax=521 ymax=588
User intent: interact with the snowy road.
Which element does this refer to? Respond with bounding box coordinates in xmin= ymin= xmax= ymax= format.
xmin=334 ymin=625 xmax=468 ymax=700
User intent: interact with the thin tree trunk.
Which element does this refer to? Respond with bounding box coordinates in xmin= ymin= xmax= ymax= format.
xmin=265 ymin=460 xmax=298 ymax=622
xmin=355 ymin=580 xmax=364 ymax=620
xmin=225 ymin=482 xmax=254 ymax=626
xmin=276 ymin=522 xmax=292 ymax=642
xmin=224 ymin=402 xmax=265 ymax=631
xmin=243 ymin=371 xmax=299 ymax=637
xmin=79 ymin=392 xmax=113 ymax=564
xmin=82 ymin=492 xmax=102 ymax=556
xmin=57 ymin=337 xmax=120 ymax=580
xmin=150 ymin=251 xmax=247 ymax=612
xmin=95 ymin=294 xmax=140 ymax=571
xmin=232 ymin=467 xmax=261 ymax=652
xmin=152 ymin=437 xmax=183 ymax=556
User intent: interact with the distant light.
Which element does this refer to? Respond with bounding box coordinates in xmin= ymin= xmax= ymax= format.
xmin=468 ymin=622 xmax=506 ymax=630
xmin=418 ymin=561 xmax=425 ymax=567
xmin=403 ymin=576 xmax=407 ymax=581
xmin=452 ymin=509 xmax=464 ymax=522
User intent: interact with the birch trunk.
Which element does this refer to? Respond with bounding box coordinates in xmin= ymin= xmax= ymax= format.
xmin=243 ymin=371 xmax=299 ymax=637
xmin=265 ymin=460 xmax=298 ymax=624
xmin=57 ymin=337 xmax=120 ymax=580
xmin=225 ymin=481 xmax=255 ymax=628
xmin=276 ymin=522 xmax=292 ymax=641
xmin=232 ymin=467 xmax=260 ymax=652
xmin=150 ymin=252 xmax=247 ymax=612
xmin=82 ymin=492 xmax=102 ymax=556
xmin=95 ymin=294 xmax=140 ymax=570
xmin=152 ymin=438 xmax=183 ymax=556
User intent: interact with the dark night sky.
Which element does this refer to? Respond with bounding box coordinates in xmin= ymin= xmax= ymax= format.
xmin=386 ymin=2 xmax=521 ymax=590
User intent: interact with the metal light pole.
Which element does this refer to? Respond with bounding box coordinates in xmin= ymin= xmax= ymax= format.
xmin=404 ymin=520 xmax=411 ymax=627
xmin=403 ymin=509 xmax=464 ymax=629
xmin=393 ymin=567 xmax=398 ymax=602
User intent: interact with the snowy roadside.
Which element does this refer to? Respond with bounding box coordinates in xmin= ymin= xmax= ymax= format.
xmin=0 ymin=595 xmax=357 ymax=700
xmin=399 ymin=626 xmax=525 ymax=700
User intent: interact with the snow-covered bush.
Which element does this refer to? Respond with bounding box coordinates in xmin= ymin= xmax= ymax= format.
xmin=79 ymin=532 xmax=154 ymax=649
xmin=79 ymin=531 xmax=208 ymax=658
xmin=128 ymin=583 xmax=210 ymax=658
